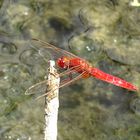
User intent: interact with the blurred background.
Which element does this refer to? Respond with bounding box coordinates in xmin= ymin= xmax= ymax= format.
xmin=0 ymin=0 xmax=140 ymax=140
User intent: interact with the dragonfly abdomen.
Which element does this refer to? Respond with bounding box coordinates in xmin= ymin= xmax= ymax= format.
xmin=90 ymin=67 xmax=138 ymax=91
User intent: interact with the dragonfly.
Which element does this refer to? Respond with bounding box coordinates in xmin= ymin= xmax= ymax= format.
xmin=25 ymin=38 xmax=138 ymax=99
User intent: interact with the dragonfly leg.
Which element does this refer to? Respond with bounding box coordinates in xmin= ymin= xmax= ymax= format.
xmin=59 ymin=65 xmax=83 ymax=87
xmin=59 ymin=65 xmax=81 ymax=77
xmin=36 ymin=71 xmax=86 ymax=100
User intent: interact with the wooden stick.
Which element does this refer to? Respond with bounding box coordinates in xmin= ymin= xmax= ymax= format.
xmin=44 ymin=60 xmax=60 ymax=140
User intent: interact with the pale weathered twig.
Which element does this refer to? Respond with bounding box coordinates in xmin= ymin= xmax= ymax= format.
xmin=44 ymin=60 xmax=60 ymax=140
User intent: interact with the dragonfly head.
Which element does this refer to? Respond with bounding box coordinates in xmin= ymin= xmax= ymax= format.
xmin=57 ymin=56 xmax=70 ymax=69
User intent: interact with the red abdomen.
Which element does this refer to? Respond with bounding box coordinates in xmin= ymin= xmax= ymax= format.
xmin=90 ymin=68 xmax=138 ymax=91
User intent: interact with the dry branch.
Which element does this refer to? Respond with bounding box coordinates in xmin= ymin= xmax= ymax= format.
xmin=44 ymin=60 xmax=60 ymax=140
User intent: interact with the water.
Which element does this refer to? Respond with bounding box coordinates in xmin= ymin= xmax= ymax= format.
xmin=0 ymin=0 xmax=140 ymax=140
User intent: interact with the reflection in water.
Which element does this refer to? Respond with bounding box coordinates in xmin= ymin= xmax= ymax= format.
xmin=130 ymin=97 xmax=140 ymax=116
xmin=0 ymin=42 xmax=17 ymax=55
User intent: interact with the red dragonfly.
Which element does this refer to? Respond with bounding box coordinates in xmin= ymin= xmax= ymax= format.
xmin=25 ymin=38 xmax=138 ymax=98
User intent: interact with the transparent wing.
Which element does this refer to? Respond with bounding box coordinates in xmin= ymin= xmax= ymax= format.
xmin=30 ymin=38 xmax=80 ymax=60
xmin=25 ymin=65 xmax=84 ymax=96
xmin=25 ymin=80 xmax=47 ymax=95
xmin=36 ymin=71 xmax=86 ymax=100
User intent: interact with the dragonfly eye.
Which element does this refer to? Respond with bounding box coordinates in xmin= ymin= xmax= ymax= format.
xmin=57 ymin=56 xmax=70 ymax=69
xmin=57 ymin=57 xmax=67 ymax=69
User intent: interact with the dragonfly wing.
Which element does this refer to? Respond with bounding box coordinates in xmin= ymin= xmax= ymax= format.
xmin=30 ymin=40 xmax=58 ymax=61
xmin=30 ymin=38 xmax=80 ymax=60
xmin=25 ymin=80 xmax=48 ymax=95
xmin=36 ymin=71 xmax=86 ymax=100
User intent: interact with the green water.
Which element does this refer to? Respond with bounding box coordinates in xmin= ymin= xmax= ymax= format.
xmin=0 ymin=0 xmax=140 ymax=140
